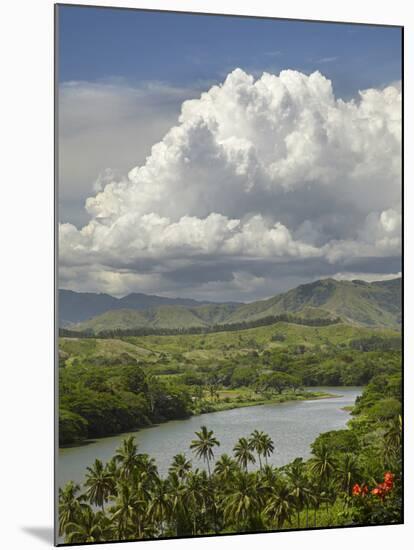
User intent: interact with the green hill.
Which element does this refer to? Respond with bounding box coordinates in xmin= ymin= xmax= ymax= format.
xmin=225 ymin=278 xmax=401 ymax=329
xmin=73 ymin=278 xmax=401 ymax=334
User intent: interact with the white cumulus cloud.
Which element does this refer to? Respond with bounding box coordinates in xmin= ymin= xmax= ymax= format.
xmin=59 ymin=68 xmax=401 ymax=298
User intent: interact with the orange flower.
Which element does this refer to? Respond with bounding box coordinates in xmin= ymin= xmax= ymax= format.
xmin=384 ymin=472 xmax=394 ymax=490
xmin=352 ymin=483 xmax=361 ymax=496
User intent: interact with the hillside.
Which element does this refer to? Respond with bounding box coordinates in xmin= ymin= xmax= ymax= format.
xmin=225 ymin=278 xmax=402 ymax=329
xmin=70 ymin=277 xmax=401 ymax=334
xmin=59 ymin=289 xmax=239 ymax=325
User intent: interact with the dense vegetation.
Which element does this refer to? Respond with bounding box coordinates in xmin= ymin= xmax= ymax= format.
xmin=59 ymin=322 xmax=401 ymax=445
xmin=60 ymin=312 xmax=341 ymax=338
xmin=59 ymin=370 xmax=402 ymax=543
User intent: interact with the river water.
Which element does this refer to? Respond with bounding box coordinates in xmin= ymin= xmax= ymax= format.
xmin=58 ymin=387 xmax=361 ymax=488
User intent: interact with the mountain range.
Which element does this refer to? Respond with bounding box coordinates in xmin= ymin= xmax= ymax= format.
xmin=60 ymin=277 xmax=402 ymax=334
xmin=59 ymin=289 xmax=239 ymax=325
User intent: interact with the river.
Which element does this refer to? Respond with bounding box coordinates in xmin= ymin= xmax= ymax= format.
xmin=58 ymin=387 xmax=361 ymax=488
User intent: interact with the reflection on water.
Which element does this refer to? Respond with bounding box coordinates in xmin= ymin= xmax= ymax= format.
xmin=58 ymin=387 xmax=362 ymax=487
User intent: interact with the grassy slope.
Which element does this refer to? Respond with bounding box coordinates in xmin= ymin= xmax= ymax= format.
xmin=60 ymin=321 xmax=399 ymax=365
xmin=72 ymin=278 xmax=401 ymax=334
xmin=225 ymin=278 xmax=401 ymax=328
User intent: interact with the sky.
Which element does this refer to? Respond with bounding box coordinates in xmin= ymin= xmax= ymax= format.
xmin=57 ymin=5 xmax=402 ymax=301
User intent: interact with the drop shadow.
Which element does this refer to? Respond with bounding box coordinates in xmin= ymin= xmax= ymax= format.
xmin=21 ymin=526 xmax=54 ymax=544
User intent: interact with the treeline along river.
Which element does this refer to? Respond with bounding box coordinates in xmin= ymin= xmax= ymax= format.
xmin=58 ymin=387 xmax=362 ymax=488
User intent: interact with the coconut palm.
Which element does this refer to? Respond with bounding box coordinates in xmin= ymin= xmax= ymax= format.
xmin=167 ymin=472 xmax=190 ymax=536
xmin=249 ymin=430 xmax=266 ymax=470
xmin=222 ymin=472 xmax=261 ymax=531
xmin=190 ymin=426 xmax=220 ymax=476
xmin=183 ymin=469 xmax=208 ymax=535
xmin=84 ymin=459 xmax=114 ymax=511
xmin=110 ymin=481 xmax=142 ymax=539
xmin=58 ymin=481 xmax=88 ymax=536
xmin=233 ymin=437 xmax=256 ymax=472
xmin=383 ymin=414 xmax=402 ymax=467
xmin=284 ymin=458 xmax=309 ymax=528
xmin=214 ymin=453 xmax=239 ymax=484
xmin=65 ymin=507 xmax=111 ymax=544
xmin=114 ymin=436 xmax=141 ymax=481
xmin=308 ymin=443 xmax=337 ymax=488
xmin=336 ymin=453 xmax=360 ymax=497
xmin=147 ymin=478 xmax=172 ymax=536
xmin=261 ymin=433 xmax=275 ymax=465
xmin=169 ymin=453 xmax=192 ymax=481
xmin=264 ymin=479 xmax=295 ymax=529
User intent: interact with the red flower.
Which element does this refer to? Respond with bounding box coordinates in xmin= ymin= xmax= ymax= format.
xmin=384 ymin=472 xmax=394 ymax=490
xmin=361 ymin=484 xmax=369 ymax=496
xmin=352 ymin=483 xmax=361 ymax=496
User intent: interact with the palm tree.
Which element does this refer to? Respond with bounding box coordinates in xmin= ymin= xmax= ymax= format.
xmin=84 ymin=459 xmax=114 ymax=512
xmin=183 ymin=469 xmax=208 ymax=535
xmin=147 ymin=478 xmax=172 ymax=536
xmin=65 ymin=507 xmax=111 ymax=543
xmin=214 ymin=453 xmax=239 ymax=484
xmin=249 ymin=430 xmax=265 ymax=470
xmin=308 ymin=443 xmax=337 ymax=489
xmin=222 ymin=472 xmax=261 ymax=531
xmin=262 ymin=433 xmax=275 ymax=465
xmin=114 ymin=436 xmax=141 ymax=481
xmin=167 ymin=472 xmax=189 ymax=536
xmin=284 ymin=458 xmax=309 ymax=528
xmin=233 ymin=437 xmax=256 ymax=472
xmin=383 ymin=414 xmax=402 ymax=467
xmin=190 ymin=426 xmax=220 ymax=477
xmin=336 ymin=453 xmax=360 ymax=497
xmin=58 ymin=481 xmax=88 ymax=537
xmin=264 ymin=479 xmax=295 ymax=529
xmin=169 ymin=453 xmax=192 ymax=481
xmin=110 ymin=481 xmax=141 ymax=539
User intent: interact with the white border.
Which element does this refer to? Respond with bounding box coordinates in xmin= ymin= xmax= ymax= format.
xmin=1 ymin=1 xmax=412 ymax=549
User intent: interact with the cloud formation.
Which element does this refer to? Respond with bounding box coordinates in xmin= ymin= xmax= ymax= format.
xmin=59 ymin=69 xmax=401 ymax=299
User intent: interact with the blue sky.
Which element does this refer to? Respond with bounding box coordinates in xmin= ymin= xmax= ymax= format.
xmin=58 ymin=5 xmax=401 ymax=99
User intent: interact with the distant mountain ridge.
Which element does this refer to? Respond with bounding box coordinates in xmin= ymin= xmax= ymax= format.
xmin=59 ymin=289 xmax=240 ymax=325
xmin=62 ymin=277 xmax=402 ymax=333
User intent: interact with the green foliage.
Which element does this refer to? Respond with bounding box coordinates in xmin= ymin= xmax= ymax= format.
xmin=59 ymin=366 xmax=402 ymax=542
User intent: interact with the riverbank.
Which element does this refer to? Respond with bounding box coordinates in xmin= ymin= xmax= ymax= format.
xmin=193 ymin=389 xmax=338 ymax=415
xmin=60 ymin=389 xmax=338 ymax=449
xmin=58 ymin=387 xmax=362 ymax=488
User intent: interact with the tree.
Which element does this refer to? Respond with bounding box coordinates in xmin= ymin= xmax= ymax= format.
xmin=114 ymin=436 xmax=141 ymax=481
xmin=262 ymin=433 xmax=275 ymax=465
xmin=84 ymin=459 xmax=114 ymax=511
xmin=223 ymin=472 xmax=261 ymax=531
xmin=309 ymin=443 xmax=337 ymax=489
xmin=336 ymin=453 xmax=360 ymax=497
xmin=58 ymin=481 xmax=88 ymax=537
xmin=190 ymin=426 xmax=220 ymax=477
xmin=147 ymin=478 xmax=172 ymax=536
xmin=169 ymin=453 xmax=192 ymax=481
xmin=214 ymin=453 xmax=239 ymax=484
xmin=233 ymin=437 xmax=256 ymax=472
xmin=249 ymin=430 xmax=265 ymax=470
xmin=65 ymin=507 xmax=111 ymax=544
xmin=111 ymin=481 xmax=144 ymax=539
xmin=264 ymin=479 xmax=294 ymax=529
xmin=284 ymin=458 xmax=309 ymax=528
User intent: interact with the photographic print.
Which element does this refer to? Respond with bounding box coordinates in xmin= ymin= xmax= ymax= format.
xmin=56 ymin=4 xmax=403 ymax=545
